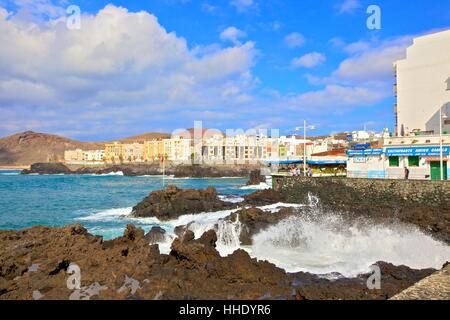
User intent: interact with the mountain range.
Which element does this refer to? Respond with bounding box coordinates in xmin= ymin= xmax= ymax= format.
xmin=0 ymin=131 xmax=169 ymax=166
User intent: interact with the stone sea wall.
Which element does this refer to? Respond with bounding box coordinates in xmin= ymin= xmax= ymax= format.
xmin=273 ymin=176 xmax=450 ymax=208
xmin=273 ymin=176 xmax=450 ymax=243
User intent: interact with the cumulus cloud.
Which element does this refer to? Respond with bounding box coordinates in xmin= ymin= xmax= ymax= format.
xmin=284 ymin=32 xmax=305 ymax=48
xmin=332 ymin=36 xmax=413 ymax=82
xmin=0 ymin=4 xmax=259 ymax=138
xmin=292 ymin=52 xmax=326 ymax=68
xmin=220 ymin=26 xmax=247 ymax=45
xmin=337 ymin=0 xmax=361 ymax=14
xmin=230 ymin=0 xmax=255 ymax=12
xmin=290 ymin=85 xmax=388 ymax=113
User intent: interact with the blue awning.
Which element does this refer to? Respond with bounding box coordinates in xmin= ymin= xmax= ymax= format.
xmin=386 ymin=146 xmax=449 ymax=157
xmin=265 ymin=160 xmax=346 ymax=165
xmin=346 ymin=148 xmax=383 ymax=157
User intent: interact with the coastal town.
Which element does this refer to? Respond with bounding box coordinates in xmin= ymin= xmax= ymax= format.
xmin=63 ymin=30 xmax=450 ymax=181
xmin=0 ymin=1 xmax=449 ymax=306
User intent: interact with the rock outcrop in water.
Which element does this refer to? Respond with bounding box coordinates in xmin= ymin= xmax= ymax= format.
xmin=0 ymin=224 xmax=438 ymax=300
xmin=22 ymin=162 xmax=72 ymax=175
xmin=21 ymin=163 xmax=259 ymax=178
xmin=144 ymin=227 xmax=166 ymax=244
xmin=131 ymin=185 xmax=234 ymax=220
xmin=246 ymin=170 xmax=266 ymax=186
xmin=225 ymin=207 xmax=298 ymax=245
xmin=243 ymin=189 xmax=286 ymax=206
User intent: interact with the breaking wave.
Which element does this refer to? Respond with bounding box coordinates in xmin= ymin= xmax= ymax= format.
xmin=78 ymin=198 xmax=450 ymax=277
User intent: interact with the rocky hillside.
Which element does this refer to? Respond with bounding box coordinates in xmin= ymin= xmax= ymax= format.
xmin=0 ymin=131 xmax=104 ymax=166
xmin=118 ymin=132 xmax=170 ymax=143
xmin=0 ymin=131 xmax=169 ymax=166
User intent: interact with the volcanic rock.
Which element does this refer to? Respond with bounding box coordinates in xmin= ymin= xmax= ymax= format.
xmin=22 ymin=162 xmax=72 ymax=175
xmin=226 ymin=207 xmax=298 ymax=245
xmin=131 ymin=185 xmax=234 ymax=220
xmin=144 ymin=226 xmax=166 ymax=244
xmin=0 ymin=224 xmax=439 ymax=300
xmin=246 ymin=170 xmax=266 ymax=186
xmin=293 ymin=262 xmax=436 ymax=300
xmin=244 ymin=189 xmax=286 ymax=206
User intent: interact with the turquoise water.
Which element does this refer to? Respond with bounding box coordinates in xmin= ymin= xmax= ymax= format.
xmin=0 ymin=170 xmax=250 ymax=239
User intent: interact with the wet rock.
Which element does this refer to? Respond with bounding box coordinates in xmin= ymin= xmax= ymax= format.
xmin=244 ymin=189 xmax=286 ymax=206
xmin=131 ymin=185 xmax=233 ymax=220
xmin=172 ymin=165 xmax=256 ymax=178
xmin=22 ymin=162 xmax=71 ymax=175
xmin=293 ymin=262 xmax=436 ymax=300
xmin=226 ymin=207 xmax=298 ymax=245
xmin=0 ymin=224 xmax=439 ymax=300
xmin=144 ymin=227 xmax=166 ymax=244
xmin=22 ymin=163 xmax=259 ymax=177
xmin=246 ymin=170 xmax=266 ymax=186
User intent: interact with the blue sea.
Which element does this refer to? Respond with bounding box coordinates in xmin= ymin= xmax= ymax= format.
xmin=1 ymin=169 xmax=448 ymax=276
xmin=0 ymin=169 xmax=251 ymax=239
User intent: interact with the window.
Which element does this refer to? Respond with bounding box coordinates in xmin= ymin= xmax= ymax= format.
xmin=389 ymin=156 xmax=399 ymax=167
xmin=408 ymin=156 xmax=419 ymax=167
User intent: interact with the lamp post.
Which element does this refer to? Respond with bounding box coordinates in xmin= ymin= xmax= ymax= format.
xmin=442 ymin=79 xmax=450 ymax=181
xmin=295 ymin=121 xmax=316 ymax=176
xmin=440 ymin=105 xmax=448 ymax=181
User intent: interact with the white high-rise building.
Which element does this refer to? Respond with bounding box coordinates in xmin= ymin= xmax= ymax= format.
xmin=394 ymin=30 xmax=450 ymax=136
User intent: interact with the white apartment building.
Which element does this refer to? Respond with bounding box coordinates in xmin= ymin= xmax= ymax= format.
xmin=83 ymin=150 xmax=105 ymax=162
xmin=123 ymin=143 xmax=144 ymax=162
xmin=64 ymin=149 xmax=104 ymax=164
xmin=164 ymin=136 xmax=192 ymax=162
xmin=394 ymin=29 xmax=450 ymax=136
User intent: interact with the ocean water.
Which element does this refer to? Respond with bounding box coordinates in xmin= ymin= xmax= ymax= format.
xmin=1 ymin=169 xmax=449 ymax=277
xmin=0 ymin=169 xmax=252 ymax=238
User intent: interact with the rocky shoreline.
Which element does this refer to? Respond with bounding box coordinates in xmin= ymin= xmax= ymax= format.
xmin=2 ymin=183 xmax=448 ymax=300
xmin=0 ymin=224 xmax=442 ymax=300
xmin=21 ymin=162 xmax=261 ymax=178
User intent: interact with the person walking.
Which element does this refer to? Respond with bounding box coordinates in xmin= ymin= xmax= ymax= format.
xmin=404 ymin=166 xmax=410 ymax=180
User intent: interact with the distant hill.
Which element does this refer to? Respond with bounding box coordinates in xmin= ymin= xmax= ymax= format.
xmin=0 ymin=130 xmax=168 ymax=166
xmin=118 ymin=132 xmax=170 ymax=143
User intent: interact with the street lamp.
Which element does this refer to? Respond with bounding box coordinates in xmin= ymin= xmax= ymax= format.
xmin=442 ymin=80 xmax=450 ymax=181
xmin=295 ymin=120 xmax=316 ymax=176
xmin=439 ymin=106 xmax=448 ymax=181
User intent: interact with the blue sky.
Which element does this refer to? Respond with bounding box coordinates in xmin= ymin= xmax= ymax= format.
xmin=0 ymin=0 xmax=450 ymax=140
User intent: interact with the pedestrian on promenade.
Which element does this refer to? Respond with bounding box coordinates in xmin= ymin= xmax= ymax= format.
xmin=404 ymin=166 xmax=410 ymax=180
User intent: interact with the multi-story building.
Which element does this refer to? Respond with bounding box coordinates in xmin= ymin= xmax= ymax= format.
xmin=123 ymin=143 xmax=144 ymax=162
xmin=64 ymin=149 xmax=84 ymax=163
xmin=143 ymin=140 xmax=165 ymax=162
xmin=83 ymin=150 xmax=105 ymax=163
xmin=164 ymin=136 xmax=192 ymax=162
xmin=394 ymin=29 xmax=450 ymax=136
xmin=104 ymin=142 xmax=124 ymax=163
xmin=64 ymin=149 xmax=104 ymax=164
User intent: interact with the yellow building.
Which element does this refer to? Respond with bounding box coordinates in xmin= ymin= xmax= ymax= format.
xmin=104 ymin=142 xmax=124 ymax=163
xmin=143 ymin=140 xmax=165 ymax=161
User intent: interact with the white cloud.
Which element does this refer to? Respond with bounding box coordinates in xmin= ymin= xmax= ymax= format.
xmin=291 ymin=85 xmax=388 ymax=112
xmin=337 ymin=0 xmax=361 ymax=14
xmin=230 ymin=0 xmax=255 ymax=12
xmin=333 ymin=36 xmax=413 ymax=82
xmin=292 ymin=52 xmax=326 ymax=68
xmin=284 ymin=32 xmax=305 ymax=48
xmin=220 ymin=26 xmax=247 ymax=45
xmin=0 ymin=4 xmax=259 ymax=137
xmin=201 ymin=3 xmax=217 ymax=13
